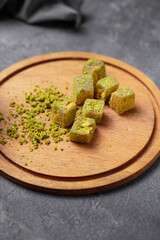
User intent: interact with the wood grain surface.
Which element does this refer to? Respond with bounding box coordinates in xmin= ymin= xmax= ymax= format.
xmin=0 ymin=52 xmax=160 ymax=194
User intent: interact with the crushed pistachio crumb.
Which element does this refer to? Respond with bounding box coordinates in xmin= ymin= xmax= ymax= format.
xmin=45 ymin=139 xmax=51 ymax=145
xmin=0 ymin=84 xmax=72 ymax=150
xmin=77 ymin=109 xmax=82 ymax=115
xmin=6 ymin=123 xmax=19 ymax=139
xmin=0 ymin=137 xmax=7 ymax=145
xmin=9 ymin=101 xmax=16 ymax=107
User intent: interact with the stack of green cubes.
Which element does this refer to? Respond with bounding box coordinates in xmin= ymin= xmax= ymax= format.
xmin=52 ymin=58 xmax=135 ymax=144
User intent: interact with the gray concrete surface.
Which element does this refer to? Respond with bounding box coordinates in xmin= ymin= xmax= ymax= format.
xmin=0 ymin=0 xmax=160 ymax=239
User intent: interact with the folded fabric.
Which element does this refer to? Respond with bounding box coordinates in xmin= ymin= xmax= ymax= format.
xmin=0 ymin=0 xmax=83 ymax=25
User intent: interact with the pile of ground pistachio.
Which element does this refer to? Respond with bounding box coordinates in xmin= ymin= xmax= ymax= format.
xmin=0 ymin=84 xmax=74 ymax=151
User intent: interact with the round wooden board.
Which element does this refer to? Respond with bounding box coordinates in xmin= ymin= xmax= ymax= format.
xmin=0 ymin=52 xmax=160 ymax=195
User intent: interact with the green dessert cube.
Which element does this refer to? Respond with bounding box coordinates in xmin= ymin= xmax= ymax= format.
xmin=52 ymin=99 xmax=77 ymax=127
xmin=95 ymin=76 xmax=119 ymax=101
xmin=83 ymin=58 xmax=106 ymax=86
xmin=109 ymin=86 xmax=135 ymax=114
xmin=82 ymin=99 xmax=105 ymax=123
xmin=70 ymin=116 xmax=96 ymax=143
xmin=73 ymin=74 xmax=94 ymax=105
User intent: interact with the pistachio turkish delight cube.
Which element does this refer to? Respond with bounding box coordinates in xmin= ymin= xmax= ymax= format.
xmin=109 ymin=86 xmax=135 ymax=114
xmin=95 ymin=76 xmax=119 ymax=101
xmin=52 ymin=99 xmax=77 ymax=128
xmin=82 ymin=99 xmax=105 ymax=123
xmin=73 ymin=74 xmax=94 ymax=105
xmin=70 ymin=116 xmax=96 ymax=143
xmin=83 ymin=58 xmax=106 ymax=86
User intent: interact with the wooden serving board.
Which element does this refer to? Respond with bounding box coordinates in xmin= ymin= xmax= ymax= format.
xmin=0 ymin=52 xmax=160 ymax=195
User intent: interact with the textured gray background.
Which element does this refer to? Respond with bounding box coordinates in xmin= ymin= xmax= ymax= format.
xmin=0 ymin=0 xmax=160 ymax=240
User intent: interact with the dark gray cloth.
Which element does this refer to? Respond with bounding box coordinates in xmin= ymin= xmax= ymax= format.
xmin=0 ymin=0 xmax=83 ymax=24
